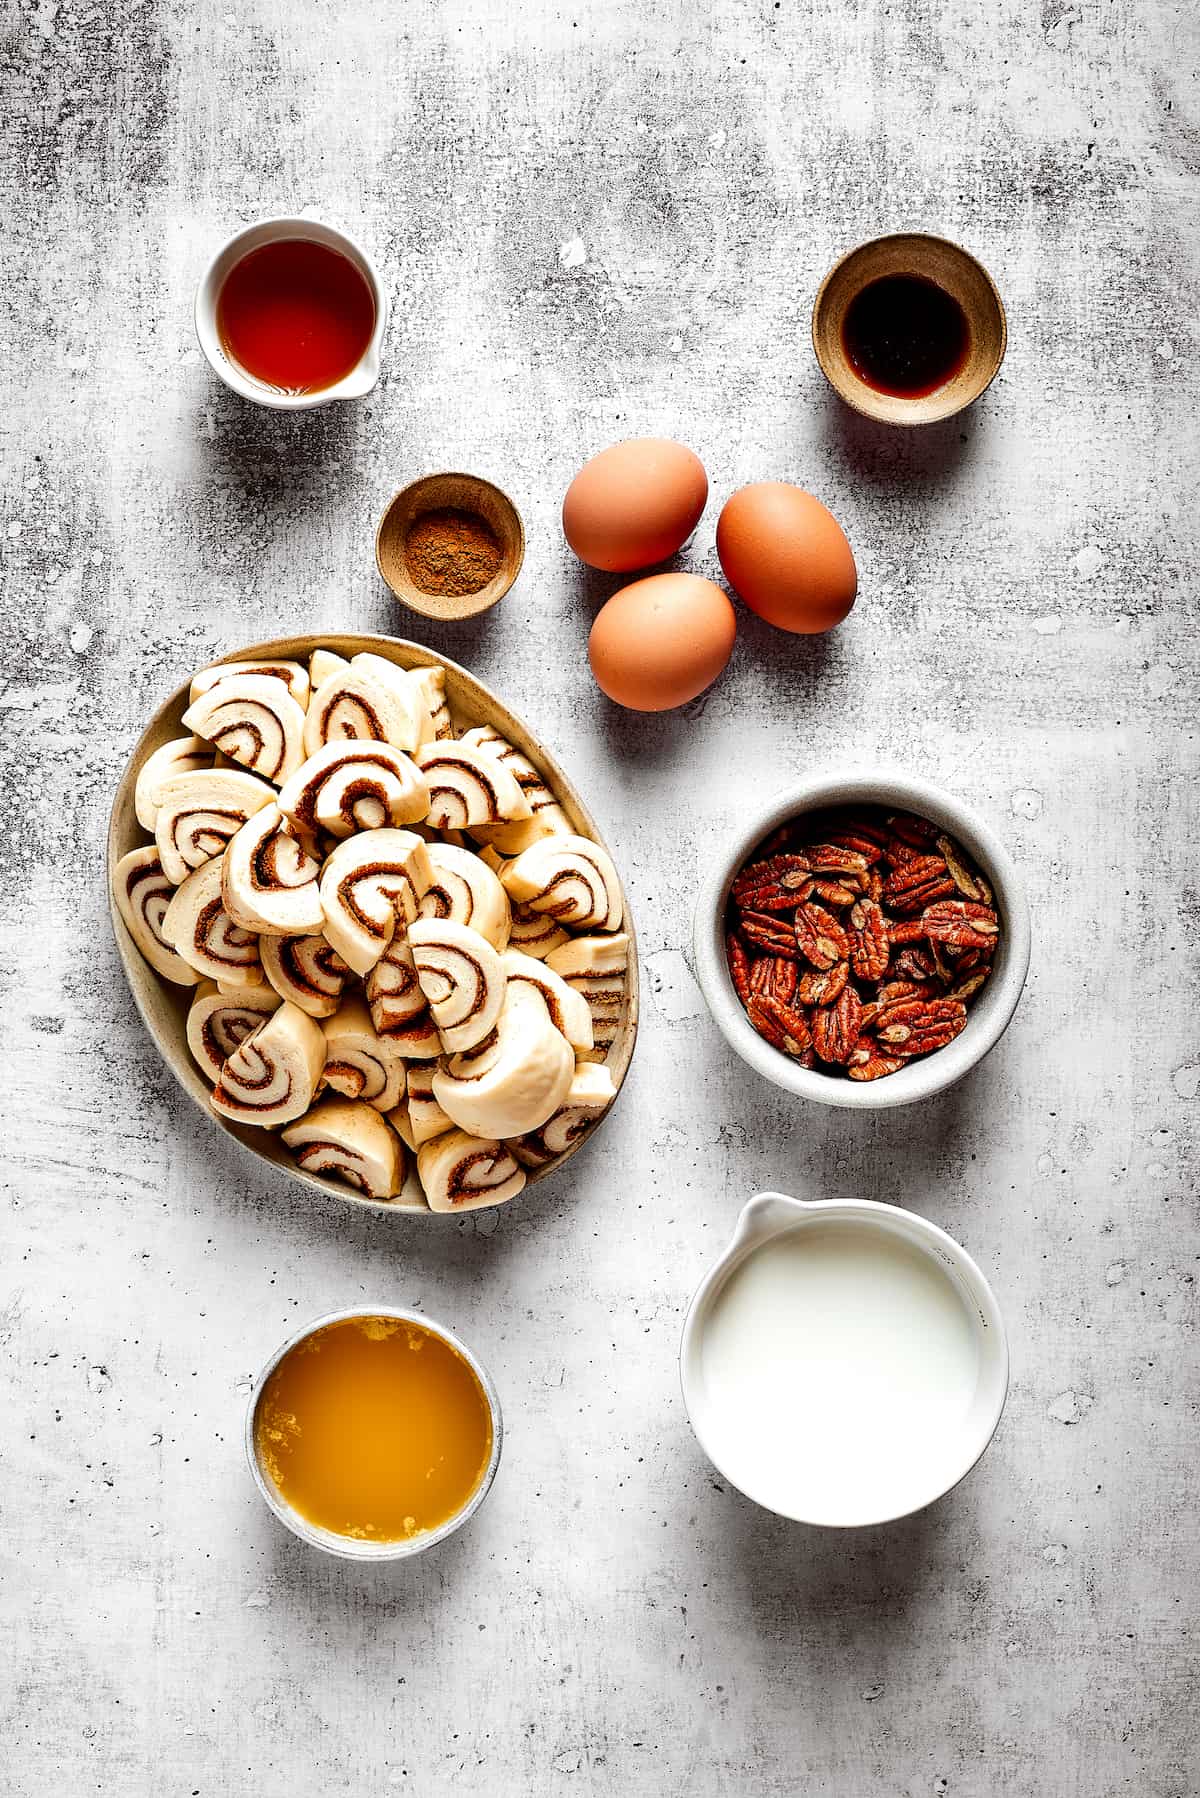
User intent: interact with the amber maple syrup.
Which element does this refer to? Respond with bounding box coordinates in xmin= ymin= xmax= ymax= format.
xmin=216 ymin=238 xmax=375 ymax=395
xmin=842 ymin=274 xmax=970 ymax=398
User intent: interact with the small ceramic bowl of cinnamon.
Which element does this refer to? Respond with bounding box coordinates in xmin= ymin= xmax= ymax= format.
xmin=376 ymin=473 xmax=525 ymax=621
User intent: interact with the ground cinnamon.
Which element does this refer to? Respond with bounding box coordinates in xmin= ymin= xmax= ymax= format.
xmin=403 ymin=508 xmax=502 ymax=597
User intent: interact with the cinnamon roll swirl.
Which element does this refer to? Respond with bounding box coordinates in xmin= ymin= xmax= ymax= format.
xmin=134 ymin=735 xmax=210 ymax=832
xmin=414 ymin=742 xmax=531 ymax=832
xmin=408 ymin=919 xmax=507 ymax=1054
xmin=210 ymin=1000 xmax=326 ymax=1128
xmin=432 ymin=983 xmax=573 ymax=1139
xmin=318 ymin=829 xmax=433 ymax=975
xmin=181 ymin=672 xmax=306 ymax=785
xmin=276 ymin=740 xmax=430 ymax=840
xmin=501 ymin=949 xmax=594 ymax=1052
xmin=303 ymin=663 xmax=424 ymax=758
xmin=222 ymin=804 xmax=324 ymax=937
xmin=416 ymin=1129 xmax=527 ymax=1213
xmin=160 ymin=856 xmax=263 ymax=990
xmin=499 ymin=834 xmax=623 ymax=932
xmin=282 ymin=1097 xmax=406 ymax=1200
xmin=185 ymin=979 xmax=281 ymax=1079
xmin=320 ymin=997 xmax=408 ymax=1112
xmin=189 ymin=658 xmax=310 ymax=709
xmin=260 ymin=932 xmax=351 ymax=1019
xmin=509 ymin=1063 xmax=617 ymax=1167
xmin=364 ymin=931 xmax=426 ymax=1035
xmin=460 ymin=725 xmax=571 ymax=855
xmin=153 ymin=768 xmax=275 ymax=886
xmin=112 ymin=846 xmax=202 ymax=987
xmin=417 ymin=842 xmax=510 ymax=948
xmin=545 ymin=932 xmax=629 ymax=1062
xmin=506 ymin=901 xmax=569 ymax=962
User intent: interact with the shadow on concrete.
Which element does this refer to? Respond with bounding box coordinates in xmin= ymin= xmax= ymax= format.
xmin=817 ymin=385 xmax=984 ymax=493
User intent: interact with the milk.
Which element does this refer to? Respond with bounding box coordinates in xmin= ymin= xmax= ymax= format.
xmin=698 ymin=1221 xmax=983 ymax=1525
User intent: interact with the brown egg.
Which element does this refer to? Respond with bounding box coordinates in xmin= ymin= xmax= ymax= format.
xmin=716 ymin=482 xmax=857 ymax=633
xmin=588 ymin=572 xmax=736 ymax=712
xmin=563 ymin=439 xmax=708 ymax=572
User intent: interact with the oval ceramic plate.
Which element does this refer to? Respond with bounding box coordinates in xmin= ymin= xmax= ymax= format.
xmin=107 ymin=633 xmax=639 ymax=1215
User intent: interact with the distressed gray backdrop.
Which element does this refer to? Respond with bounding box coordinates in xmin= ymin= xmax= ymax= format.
xmin=3 ymin=1 xmax=1197 ymax=1793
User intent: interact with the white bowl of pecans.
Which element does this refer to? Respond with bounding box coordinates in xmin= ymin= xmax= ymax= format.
xmin=693 ymin=771 xmax=1031 ymax=1109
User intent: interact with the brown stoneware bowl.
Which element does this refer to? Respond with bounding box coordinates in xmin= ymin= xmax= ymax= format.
xmin=107 ymin=633 xmax=638 ymax=1215
xmin=812 ymin=233 xmax=1006 ymax=426
xmin=376 ymin=474 xmax=525 ymax=621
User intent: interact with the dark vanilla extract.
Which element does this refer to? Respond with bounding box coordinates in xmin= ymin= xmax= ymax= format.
xmin=842 ymin=275 xmax=970 ymax=398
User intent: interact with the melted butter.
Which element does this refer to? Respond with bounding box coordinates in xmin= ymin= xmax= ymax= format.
xmin=256 ymin=1315 xmax=492 ymax=1541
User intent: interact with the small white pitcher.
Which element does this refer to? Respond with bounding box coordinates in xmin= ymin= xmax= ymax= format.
xmin=680 ymin=1191 xmax=1010 ymax=1527
xmin=194 ymin=216 xmax=388 ymax=411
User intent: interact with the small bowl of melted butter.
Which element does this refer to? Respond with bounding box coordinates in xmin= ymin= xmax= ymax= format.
xmin=247 ymin=1308 xmax=502 ymax=1559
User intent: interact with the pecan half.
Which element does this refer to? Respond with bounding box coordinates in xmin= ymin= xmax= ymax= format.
xmin=848 ymin=1048 xmax=907 ymax=1081
xmin=809 ymin=877 xmax=861 ymax=907
xmin=797 ymin=961 xmax=849 ymax=1005
xmin=739 ymin=912 xmax=801 ymax=958
xmin=811 ymin=984 xmax=862 ymax=1064
xmin=727 ymin=933 xmax=752 ymax=1008
xmin=882 ymin=856 xmax=957 ymax=914
xmin=751 ymin=994 xmax=813 ymax=1059
xmin=732 ymin=854 xmax=812 ymax=911
xmin=849 ymin=897 xmax=889 ymax=982
xmin=936 ymin=833 xmax=986 ymax=902
xmin=874 ymin=997 xmax=967 ymax=1056
xmin=921 ymin=900 xmax=1000 ymax=949
xmin=794 ymin=902 xmax=850 ymax=970
xmin=749 ymin=955 xmax=798 ymax=1005
xmin=805 ymin=843 xmax=871 ymax=880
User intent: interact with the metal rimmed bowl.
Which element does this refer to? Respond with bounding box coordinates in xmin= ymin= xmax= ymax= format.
xmin=107 ymin=633 xmax=639 ymax=1213
xmin=246 ymin=1306 xmax=502 ymax=1560
xmin=692 ymin=768 xmax=1030 ymax=1110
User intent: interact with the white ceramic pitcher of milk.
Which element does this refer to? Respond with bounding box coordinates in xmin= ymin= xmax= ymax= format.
xmin=680 ymin=1192 xmax=1009 ymax=1528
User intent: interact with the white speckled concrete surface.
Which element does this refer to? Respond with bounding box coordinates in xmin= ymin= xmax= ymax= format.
xmin=3 ymin=2 xmax=1198 ymax=1793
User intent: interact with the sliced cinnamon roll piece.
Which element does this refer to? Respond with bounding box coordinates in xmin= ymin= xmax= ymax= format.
xmin=545 ymin=932 xmax=629 ymax=1063
xmin=507 ymin=901 xmax=569 ymax=962
xmin=416 ymin=1129 xmax=526 ymax=1213
xmin=161 ymin=856 xmax=263 ymax=990
xmin=364 ymin=931 xmax=425 ymax=1035
xmin=112 ymin=846 xmax=202 ymax=986
xmin=432 ymin=983 xmax=573 ymax=1139
xmin=388 ymin=1060 xmax=454 ymax=1149
xmin=417 ymin=842 xmax=510 ymax=948
xmin=282 ymin=1097 xmax=406 ymax=1200
xmin=510 ymin=1063 xmax=617 ymax=1167
xmin=309 ymin=647 xmax=348 ymax=688
xmin=185 ymin=979 xmax=281 ymax=1079
xmin=501 ymin=950 xmax=594 ymax=1052
xmin=320 ymin=996 xmax=408 ymax=1112
xmin=210 ymin=1000 xmax=326 ymax=1128
xmin=260 ymin=932 xmax=351 ymax=1019
xmin=222 ymin=804 xmax=324 ymax=937
xmin=460 ymin=725 xmax=571 ymax=855
xmin=182 ymin=673 xmax=306 ymax=784
xmin=153 ymin=768 xmax=275 ymax=885
xmin=303 ymin=662 xmax=424 ymax=757
xmin=408 ymin=919 xmax=507 ymax=1054
xmin=499 ymin=834 xmax=623 ymax=932
xmin=134 ymin=735 xmax=211 ymax=831
xmin=411 ymin=663 xmax=453 ymax=741
xmin=414 ymin=742 xmax=531 ymax=832
xmin=189 ymin=658 xmax=310 ymax=708
xmin=350 ymin=654 xmax=435 ymax=743
xmin=318 ymin=829 xmax=433 ymax=975
xmin=276 ymin=740 xmax=429 ymax=840
xmin=379 ymin=1009 xmax=443 ymax=1059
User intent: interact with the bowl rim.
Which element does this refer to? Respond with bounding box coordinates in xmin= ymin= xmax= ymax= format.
xmin=692 ymin=767 xmax=1030 ymax=1109
xmin=678 ymin=1191 xmax=1010 ymax=1527
xmin=811 ymin=231 xmax=1008 ymax=426
xmin=193 ymin=214 xmax=389 ymax=411
xmin=107 ymin=631 xmax=639 ymax=1214
xmin=244 ymin=1305 xmax=503 ymax=1559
